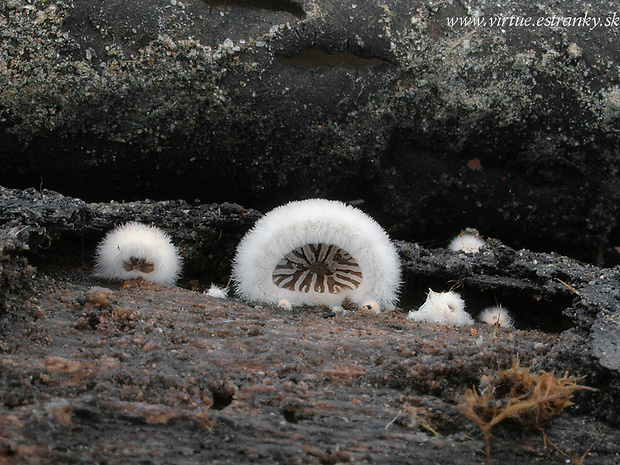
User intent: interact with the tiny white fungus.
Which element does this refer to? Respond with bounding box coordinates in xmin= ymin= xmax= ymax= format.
xmin=278 ymin=299 xmax=292 ymax=310
xmin=479 ymin=306 xmax=514 ymax=329
xmin=449 ymin=231 xmax=486 ymax=253
xmin=94 ymin=222 xmax=182 ymax=285
xmin=407 ymin=289 xmax=473 ymax=326
xmin=206 ymin=284 xmax=229 ymax=299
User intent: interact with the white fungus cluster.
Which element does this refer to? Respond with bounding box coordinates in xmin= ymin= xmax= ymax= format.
xmin=91 ymin=208 xmax=515 ymax=330
xmin=94 ymin=222 xmax=182 ymax=286
xmin=407 ymin=289 xmax=474 ymax=326
xmin=231 ymin=198 xmax=401 ymax=313
xmin=407 ymin=289 xmax=515 ymax=329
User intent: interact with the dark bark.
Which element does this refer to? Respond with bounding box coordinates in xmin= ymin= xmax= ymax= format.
xmin=2 ymin=1 xmax=620 ymax=262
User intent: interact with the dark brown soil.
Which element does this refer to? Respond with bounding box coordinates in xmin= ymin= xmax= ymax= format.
xmin=1 ymin=259 xmax=619 ymax=465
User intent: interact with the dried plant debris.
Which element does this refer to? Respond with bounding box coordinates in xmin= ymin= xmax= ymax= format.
xmin=458 ymin=358 xmax=596 ymax=463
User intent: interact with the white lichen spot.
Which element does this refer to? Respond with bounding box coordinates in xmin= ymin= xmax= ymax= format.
xmin=407 ymin=289 xmax=473 ymax=326
xmin=158 ymin=34 xmax=177 ymax=50
xmin=479 ymin=306 xmax=514 ymax=329
xmin=85 ymin=47 xmax=96 ymax=61
xmin=222 ymin=38 xmax=234 ymax=53
xmin=232 ymin=199 xmax=401 ymax=313
xmin=567 ymin=42 xmax=582 ymax=59
xmin=600 ymin=85 xmax=620 ymax=122
xmin=94 ymin=222 xmax=182 ymax=285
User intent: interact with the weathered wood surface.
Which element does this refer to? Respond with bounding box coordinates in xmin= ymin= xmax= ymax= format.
xmin=1 ymin=186 xmax=620 ymax=463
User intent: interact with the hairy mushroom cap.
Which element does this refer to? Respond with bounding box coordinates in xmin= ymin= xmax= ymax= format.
xmin=232 ymin=199 xmax=401 ymax=312
xmin=94 ymin=222 xmax=182 ymax=285
xmin=449 ymin=232 xmax=486 ymax=253
xmin=407 ymin=289 xmax=473 ymax=326
xmin=479 ymin=306 xmax=515 ymax=329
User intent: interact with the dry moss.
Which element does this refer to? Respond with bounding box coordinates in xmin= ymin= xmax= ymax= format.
xmin=458 ymin=357 xmax=596 ymax=463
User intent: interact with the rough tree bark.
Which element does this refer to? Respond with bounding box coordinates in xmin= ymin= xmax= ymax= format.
xmin=2 ymin=0 xmax=620 ymax=262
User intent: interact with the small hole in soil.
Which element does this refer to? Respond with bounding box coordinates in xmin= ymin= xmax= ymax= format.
xmin=282 ymin=402 xmax=312 ymax=423
xmin=72 ymin=406 xmax=100 ymax=422
xmin=211 ymin=393 xmax=234 ymax=410
xmin=209 ymin=381 xmax=238 ymax=410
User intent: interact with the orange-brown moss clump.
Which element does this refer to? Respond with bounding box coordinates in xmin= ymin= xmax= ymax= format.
xmin=458 ymin=358 xmax=595 ymax=463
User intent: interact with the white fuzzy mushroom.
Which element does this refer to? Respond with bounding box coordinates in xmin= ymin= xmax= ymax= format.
xmin=231 ymin=198 xmax=401 ymax=313
xmin=449 ymin=232 xmax=486 ymax=253
xmin=479 ymin=306 xmax=514 ymax=329
xmin=407 ymin=289 xmax=473 ymax=326
xmin=206 ymin=284 xmax=229 ymax=299
xmin=94 ymin=222 xmax=182 ymax=285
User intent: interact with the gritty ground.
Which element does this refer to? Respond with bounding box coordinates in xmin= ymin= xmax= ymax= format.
xmin=1 ymin=254 xmax=619 ymax=465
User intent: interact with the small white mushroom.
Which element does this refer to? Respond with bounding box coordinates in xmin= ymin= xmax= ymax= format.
xmin=449 ymin=231 xmax=486 ymax=253
xmin=407 ymin=289 xmax=473 ymax=326
xmin=94 ymin=222 xmax=182 ymax=285
xmin=205 ymin=284 xmax=229 ymax=299
xmin=479 ymin=306 xmax=514 ymax=329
